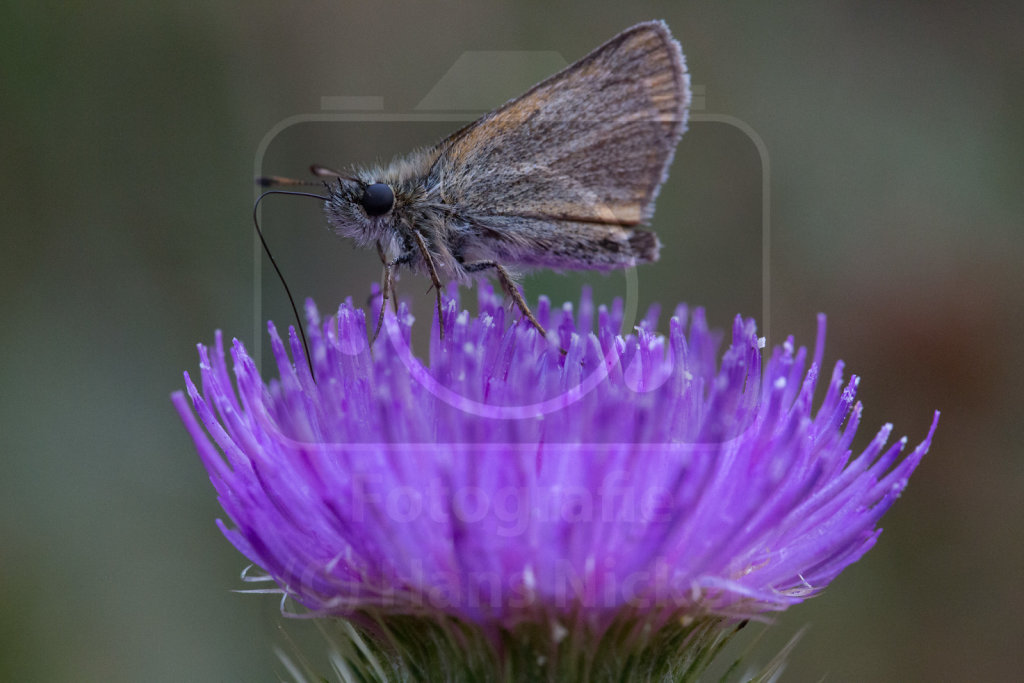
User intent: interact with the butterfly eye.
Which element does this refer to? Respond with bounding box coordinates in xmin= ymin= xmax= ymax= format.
xmin=360 ymin=183 xmax=394 ymax=217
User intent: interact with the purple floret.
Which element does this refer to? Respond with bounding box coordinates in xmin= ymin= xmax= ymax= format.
xmin=173 ymin=284 xmax=937 ymax=635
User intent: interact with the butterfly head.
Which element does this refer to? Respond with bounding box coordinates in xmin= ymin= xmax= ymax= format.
xmin=324 ymin=176 xmax=401 ymax=245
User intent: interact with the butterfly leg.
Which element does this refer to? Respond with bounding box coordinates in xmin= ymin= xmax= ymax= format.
xmin=462 ymin=260 xmax=550 ymax=340
xmin=372 ymin=243 xmax=410 ymax=345
xmin=410 ymin=229 xmax=446 ymax=340
xmin=371 ymin=261 xmax=395 ymax=345
xmin=375 ymin=242 xmax=401 ymax=313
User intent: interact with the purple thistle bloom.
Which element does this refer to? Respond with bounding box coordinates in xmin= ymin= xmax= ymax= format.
xmin=173 ymin=284 xmax=937 ymax=671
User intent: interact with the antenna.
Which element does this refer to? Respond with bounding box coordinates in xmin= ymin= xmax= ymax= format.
xmin=252 ymin=189 xmax=329 ymax=382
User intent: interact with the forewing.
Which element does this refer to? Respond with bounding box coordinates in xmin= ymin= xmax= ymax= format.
xmin=432 ymin=21 xmax=689 ymax=227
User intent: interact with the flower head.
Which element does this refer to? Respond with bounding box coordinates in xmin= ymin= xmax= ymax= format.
xmin=173 ymin=284 xmax=936 ymax=674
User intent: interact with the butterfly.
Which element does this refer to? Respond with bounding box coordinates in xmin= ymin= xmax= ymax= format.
xmin=260 ymin=20 xmax=690 ymax=346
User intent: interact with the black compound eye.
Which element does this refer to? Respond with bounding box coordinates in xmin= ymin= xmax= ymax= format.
xmin=360 ymin=183 xmax=394 ymax=217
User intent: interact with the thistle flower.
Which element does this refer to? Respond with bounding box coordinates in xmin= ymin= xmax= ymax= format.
xmin=173 ymin=285 xmax=937 ymax=680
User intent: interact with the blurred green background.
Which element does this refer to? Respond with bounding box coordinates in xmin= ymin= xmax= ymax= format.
xmin=2 ymin=2 xmax=1021 ymax=680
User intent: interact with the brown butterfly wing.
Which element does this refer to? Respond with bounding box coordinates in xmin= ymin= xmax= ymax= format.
xmin=431 ymin=21 xmax=690 ymax=229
